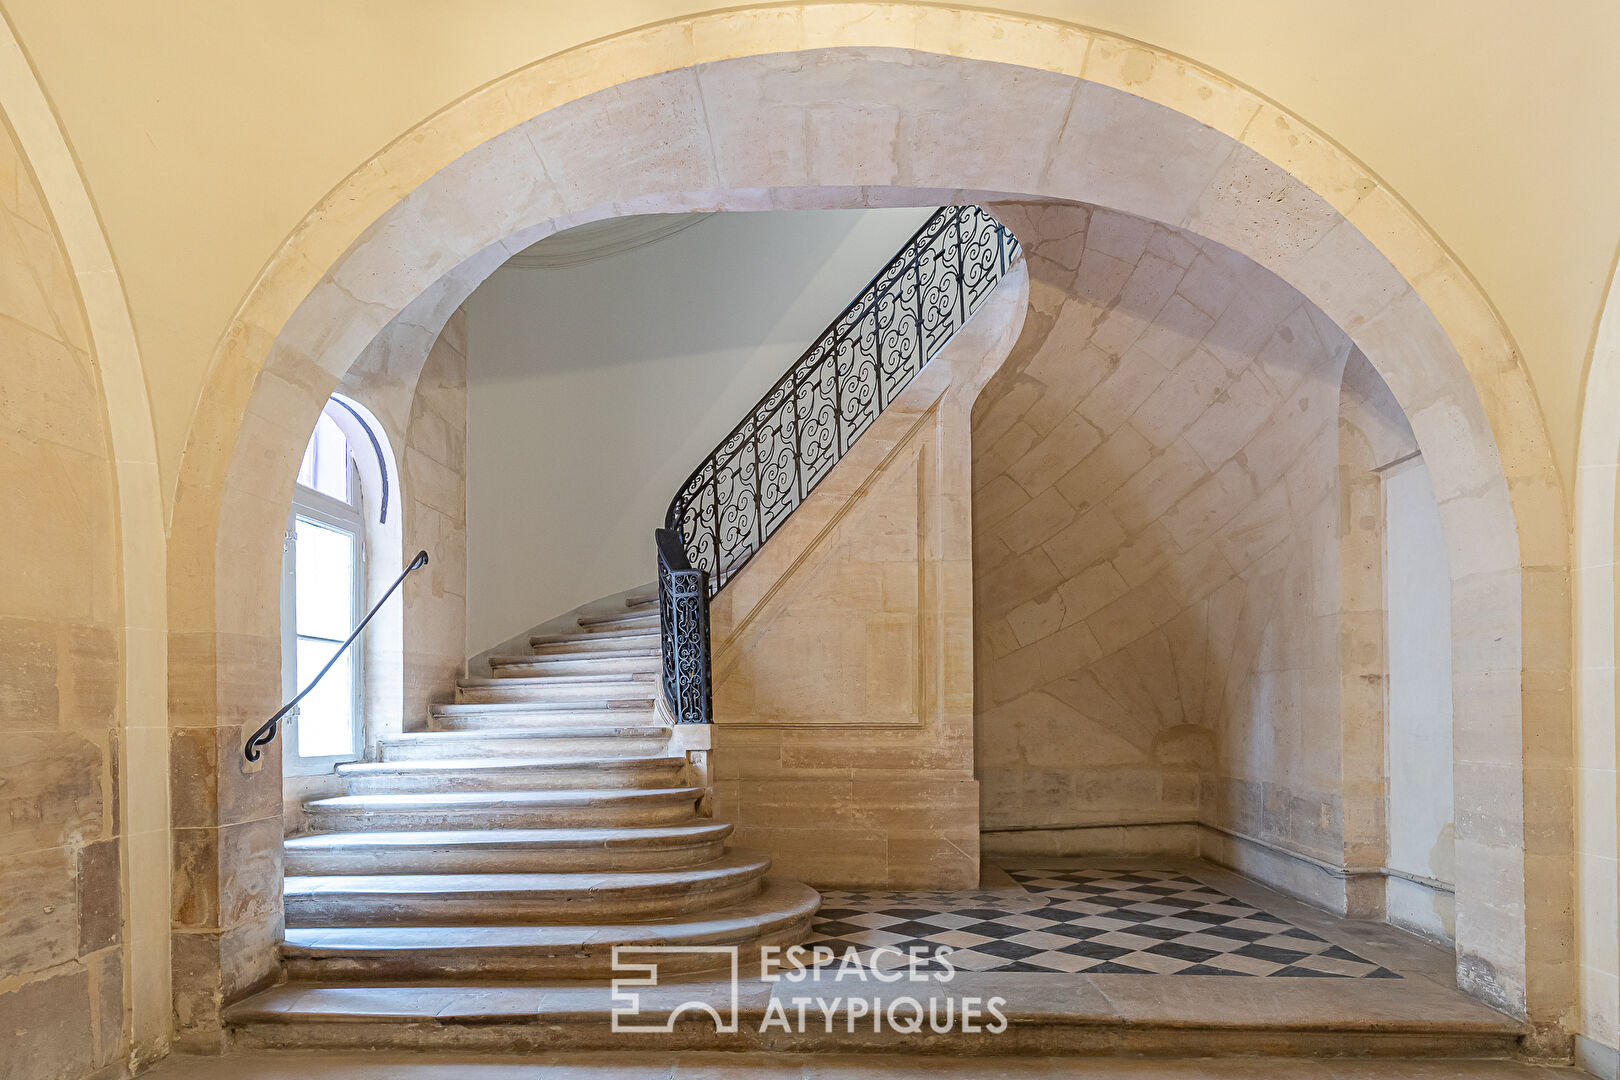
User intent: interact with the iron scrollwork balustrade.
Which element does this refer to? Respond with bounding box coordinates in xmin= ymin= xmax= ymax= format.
xmin=655 ymin=205 xmax=1020 ymax=724
xmin=244 ymin=549 xmax=430 ymax=762
xmin=655 ymin=528 xmax=711 ymax=724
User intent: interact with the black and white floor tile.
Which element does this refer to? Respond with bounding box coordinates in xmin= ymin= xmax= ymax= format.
xmin=805 ymin=868 xmax=1401 ymax=978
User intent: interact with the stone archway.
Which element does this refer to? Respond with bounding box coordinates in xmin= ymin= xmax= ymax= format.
xmin=166 ymin=6 xmax=1570 ymax=1040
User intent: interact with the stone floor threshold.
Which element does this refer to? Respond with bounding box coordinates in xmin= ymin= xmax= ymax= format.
xmin=141 ymin=1051 xmax=1588 ymax=1079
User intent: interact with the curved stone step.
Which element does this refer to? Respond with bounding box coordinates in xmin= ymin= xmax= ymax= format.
xmin=456 ymin=674 xmax=655 ymax=705
xmin=303 ymin=787 xmax=704 ymax=831
xmin=530 ymin=625 xmax=660 ymax=649
xmin=282 ymin=822 xmax=734 ymax=874
xmin=427 ymin=700 xmax=656 ymax=730
xmin=278 ymin=877 xmax=820 ymax=980
xmin=576 ymin=608 xmax=659 ymax=631
xmin=335 ymin=755 xmax=688 ymax=793
xmin=284 ymin=850 xmax=772 ymax=927
xmin=529 ymin=632 xmax=660 ymax=657
xmin=380 ymin=726 xmax=670 ymax=761
xmin=487 ymin=654 xmax=660 ymax=678
xmin=513 ymin=647 xmax=659 ymax=662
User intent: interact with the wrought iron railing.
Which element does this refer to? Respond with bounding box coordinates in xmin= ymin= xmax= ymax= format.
xmin=655 ymin=529 xmax=712 ymax=724
xmin=656 ymin=205 xmax=1020 ymax=723
xmin=244 ymin=549 xmax=429 ymax=762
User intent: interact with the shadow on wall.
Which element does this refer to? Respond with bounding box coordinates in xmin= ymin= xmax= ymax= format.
xmin=971 ymin=200 xmax=1442 ymax=920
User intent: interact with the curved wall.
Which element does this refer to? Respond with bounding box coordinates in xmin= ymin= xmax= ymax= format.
xmin=973 ymin=201 xmax=1389 ymax=897
xmin=462 ymin=207 xmax=933 ymax=652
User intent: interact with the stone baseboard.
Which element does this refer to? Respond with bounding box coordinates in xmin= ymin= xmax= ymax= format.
xmin=1579 ymin=1034 xmax=1620 ymax=1080
xmin=980 ymin=821 xmax=1198 ymax=860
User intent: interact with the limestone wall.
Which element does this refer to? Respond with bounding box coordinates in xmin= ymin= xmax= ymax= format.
xmin=333 ymin=308 xmax=469 ymax=738
xmin=401 ymin=314 xmax=469 ymax=728
xmin=708 ymin=261 xmax=1028 ymax=889
xmin=0 ymin=119 xmax=128 ymax=1077
xmin=973 ymin=201 xmax=1402 ymax=909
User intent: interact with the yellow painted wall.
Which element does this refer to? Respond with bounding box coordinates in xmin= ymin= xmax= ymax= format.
xmin=1 ymin=1 xmax=1617 ymax=504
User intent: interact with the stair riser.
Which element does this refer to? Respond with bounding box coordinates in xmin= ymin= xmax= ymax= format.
xmin=380 ymin=737 xmax=672 ymax=761
xmin=490 ymin=657 xmax=661 ymax=678
xmin=284 ymin=838 xmax=728 ymax=876
xmin=341 ymin=764 xmax=687 ymax=794
xmin=456 ymin=684 xmax=654 ymax=705
xmin=284 ymin=876 xmax=765 ymax=927
xmin=278 ymin=914 xmax=815 ymax=984
xmin=303 ymin=802 xmax=699 ymax=831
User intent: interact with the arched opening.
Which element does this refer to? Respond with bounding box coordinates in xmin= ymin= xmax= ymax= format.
xmin=283 ymin=408 xmax=368 ymax=772
xmin=163 ymin=14 xmax=1569 ymax=1037
xmin=278 ymin=394 xmax=405 ymax=815
xmin=972 ymin=200 xmax=1462 ymax=949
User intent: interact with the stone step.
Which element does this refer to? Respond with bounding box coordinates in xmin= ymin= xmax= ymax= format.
xmin=530 ymin=624 xmax=661 ymax=649
xmin=529 ymin=632 xmax=660 ymax=658
xmin=334 ymin=756 xmax=688 ymax=794
xmin=427 ymin=700 xmax=657 ymax=729
xmin=488 ymin=653 xmax=661 ymax=678
xmin=282 ymin=823 xmax=735 ymax=875
xmin=625 ymin=592 xmax=658 ymax=610
xmin=455 ymin=674 xmax=656 ymax=705
xmin=227 ymin=942 xmax=1528 ymax=1054
xmin=516 ymin=645 xmax=660 ymax=662
xmin=283 ymin=851 xmax=771 ymax=927
xmin=303 ymin=787 xmax=704 ymax=831
xmin=380 ymin=726 xmax=670 ymax=761
xmin=258 ymin=877 xmax=819 ymax=983
xmin=576 ymin=608 xmax=660 ymax=631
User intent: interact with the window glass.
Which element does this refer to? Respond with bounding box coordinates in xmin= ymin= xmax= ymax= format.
xmin=295 ymin=517 xmax=356 ymax=640
xmin=296 ymin=638 xmax=354 ymax=757
xmin=293 ymin=515 xmax=358 ymax=759
xmin=296 ymin=411 xmax=352 ymax=503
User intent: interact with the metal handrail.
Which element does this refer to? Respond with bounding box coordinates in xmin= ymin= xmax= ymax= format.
xmin=243 ymin=549 xmax=429 ymax=762
xmin=663 ymin=205 xmax=1018 ymax=591
xmin=656 ymin=205 xmax=1020 ymax=723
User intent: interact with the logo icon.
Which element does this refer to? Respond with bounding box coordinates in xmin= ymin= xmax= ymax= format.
xmin=609 ymin=945 xmax=741 ymax=1033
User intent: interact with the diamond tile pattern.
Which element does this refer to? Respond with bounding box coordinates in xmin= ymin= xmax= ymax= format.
xmin=805 ymin=869 xmax=1401 ymax=977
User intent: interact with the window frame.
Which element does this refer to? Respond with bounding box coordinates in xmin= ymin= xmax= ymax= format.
xmin=282 ymin=453 xmax=367 ymax=776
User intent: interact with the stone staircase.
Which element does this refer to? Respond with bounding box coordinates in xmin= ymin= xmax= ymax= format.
xmin=272 ymin=596 xmax=820 ymax=985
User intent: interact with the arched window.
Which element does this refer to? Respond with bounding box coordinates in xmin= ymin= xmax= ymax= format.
xmin=282 ymin=407 xmax=367 ymax=773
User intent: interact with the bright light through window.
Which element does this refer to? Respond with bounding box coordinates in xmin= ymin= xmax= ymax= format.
xmin=294 ymin=516 xmax=359 ymax=758
xmin=297 ymin=411 xmax=353 ymax=503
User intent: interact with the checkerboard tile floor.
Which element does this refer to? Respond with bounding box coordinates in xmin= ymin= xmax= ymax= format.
xmin=805 ymin=868 xmax=1401 ymax=977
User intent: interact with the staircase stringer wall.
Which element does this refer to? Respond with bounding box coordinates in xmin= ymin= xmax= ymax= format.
xmin=703 ymin=263 xmax=1029 ymax=889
